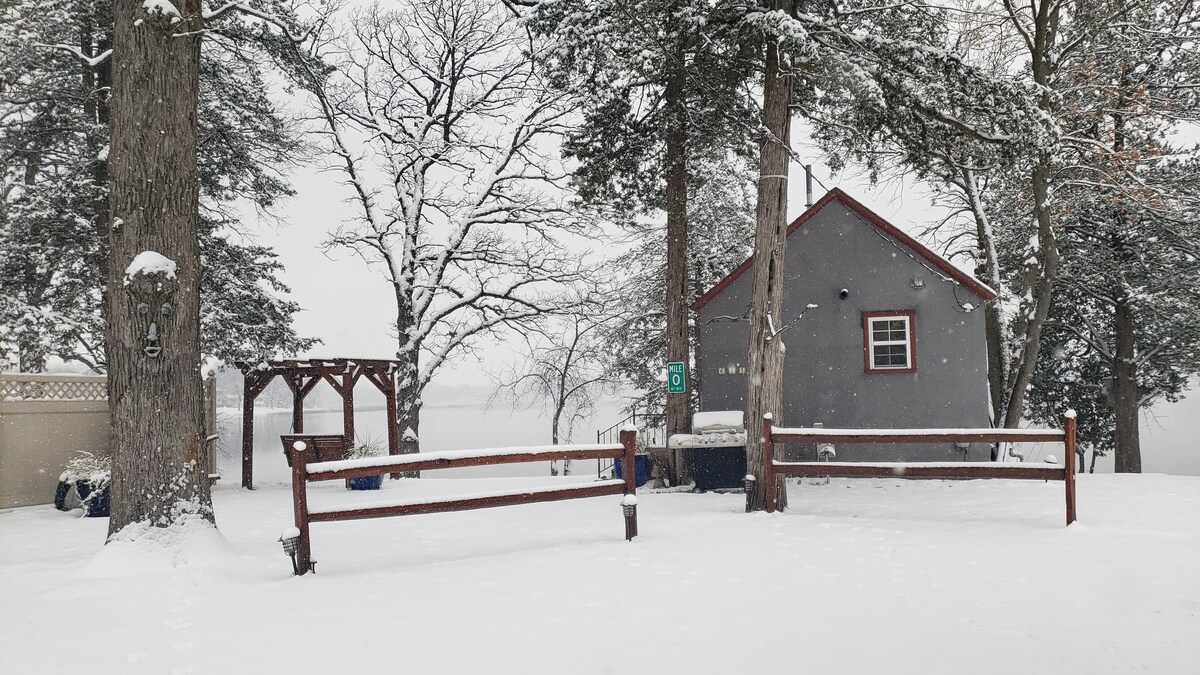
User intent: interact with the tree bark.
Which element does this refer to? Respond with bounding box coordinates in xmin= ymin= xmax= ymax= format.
xmin=663 ymin=31 xmax=691 ymax=480
xmin=1112 ymin=297 xmax=1141 ymax=472
xmin=106 ymin=0 xmax=213 ymax=536
xmin=745 ymin=0 xmax=794 ymax=512
xmin=960 ymin=167 xmax=1008 ymax=426
xmin=86 ymin=15 xmax=113 ymax=369
xmin=394 ymin=285 xmax=422 ymax=476
xmin=1002 ymin=163 xmax=1059 ymax=429
xmin=1001 ymin=0 xmax=1061 ymax=430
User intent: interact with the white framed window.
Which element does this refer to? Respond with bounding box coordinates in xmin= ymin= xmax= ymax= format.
xmin=863 ymin=311 xmax=916 ymax=372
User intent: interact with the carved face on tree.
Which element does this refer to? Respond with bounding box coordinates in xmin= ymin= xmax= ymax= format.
xmin=126 ymin=272 xmax=178 ymax=358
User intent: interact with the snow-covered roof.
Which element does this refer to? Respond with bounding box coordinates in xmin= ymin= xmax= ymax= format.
xmin=692 ymin=188 xmax=997 ymax=311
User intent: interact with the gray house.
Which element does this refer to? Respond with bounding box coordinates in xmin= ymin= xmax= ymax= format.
xmin=692 ymin=188 xmax=997 ymax=462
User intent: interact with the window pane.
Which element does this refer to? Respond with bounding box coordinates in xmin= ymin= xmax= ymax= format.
xmin=873 ymin=344 xmax=909 ymax=368
xmin=871 ymin=318 xmax=908 ymax=341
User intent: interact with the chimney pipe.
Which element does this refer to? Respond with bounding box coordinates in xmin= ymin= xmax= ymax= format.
xmin=804 ymin=164 xmax=814 ymax=208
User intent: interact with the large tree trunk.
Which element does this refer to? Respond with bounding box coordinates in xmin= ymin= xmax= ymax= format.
xmin=85 ymin=14 xmax=113 ymax=370
xmin=394 ymin=288 xmax=422 ymax=476
xmin=663 ymin=35 xmax=691 ymax=484
xmin=960 ymin=167 xmax=1008 ymax=426
xmin=1112 ymin=297 xmax=1141 ymax=473
xmin=1002 ymin=163 xmax=1059 ymax=429
xmin=106 ymin=0 xmax=213 ymax=536
xmin=744 ymin=0 xmax=794 ymax=512
xmin=1000 ymin=0 xmax=1061 ymax=430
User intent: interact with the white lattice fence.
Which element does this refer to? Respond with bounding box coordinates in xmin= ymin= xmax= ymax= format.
xmin=0 ymin=374 xmax=107 ymax=401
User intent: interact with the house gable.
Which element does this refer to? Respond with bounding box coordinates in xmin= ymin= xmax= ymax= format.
xmin=692 ymin=188 xmax=996 ymax=311
xmin=693 ymin=187 xmax=993 ymax=459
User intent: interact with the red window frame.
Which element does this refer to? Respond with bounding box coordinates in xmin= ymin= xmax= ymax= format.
xmin=862 ymin=310 xmax=917 ymax=373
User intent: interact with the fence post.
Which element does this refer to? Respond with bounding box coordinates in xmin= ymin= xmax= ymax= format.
xmin=1064 ymin=411 xmax=1077 ymax=526
xmin=291 ymin=441 xmax=314 ymax=574
xmin=620 ymin=428 xmax=638 ymax=540
xmin=204 ymin=373 xmax=218 ymax=480
xmin=763 ymin=413 xmax=776 ymax=513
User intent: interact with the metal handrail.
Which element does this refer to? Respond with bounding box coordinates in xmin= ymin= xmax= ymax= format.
xmin=595 ymin=411 xmax=665 ymax=478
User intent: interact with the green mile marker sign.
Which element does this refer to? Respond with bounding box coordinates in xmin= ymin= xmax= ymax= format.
xmin=666 ymin=362 xmax=686 ymax=394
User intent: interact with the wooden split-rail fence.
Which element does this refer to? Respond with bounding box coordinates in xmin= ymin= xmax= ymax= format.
xmin=282 ymin=429 xmax=639 ymax=575
xmin=760 ymin=413 xmax=1078 ymax=526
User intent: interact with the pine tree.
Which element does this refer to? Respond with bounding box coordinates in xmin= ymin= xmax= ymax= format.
xmin=520 ymin=0 xmax=761 ymax=446
xmin=0 ymin=0 xmax=318 ymax=372
xmin=603 ymin=153 xmax=757 ymax=415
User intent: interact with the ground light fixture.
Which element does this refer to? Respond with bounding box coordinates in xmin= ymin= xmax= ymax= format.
xmin=743 ymin=474 xmax=756 ymax=513
xmin=279 ymin=527 xmax=302 ymax=576
xmin=621 ymin=494 xmax=638 ymax=540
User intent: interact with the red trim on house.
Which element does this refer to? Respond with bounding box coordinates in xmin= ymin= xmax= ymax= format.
xmin=862 ymin=310 xmax=917 ymax=374
xmin=691 ymin=188 xmax=998 ymax=311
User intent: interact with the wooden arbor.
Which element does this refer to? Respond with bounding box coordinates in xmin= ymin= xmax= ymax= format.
xmin=236 ymin=359 xmax=402 ymax=489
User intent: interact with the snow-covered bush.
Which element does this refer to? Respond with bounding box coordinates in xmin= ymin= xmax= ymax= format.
xmin=59 ymin=451 xmax=111 ymax=490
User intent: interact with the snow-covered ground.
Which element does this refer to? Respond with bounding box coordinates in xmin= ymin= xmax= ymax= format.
xmin=1 ymin=474 xmax=1196 ymax=674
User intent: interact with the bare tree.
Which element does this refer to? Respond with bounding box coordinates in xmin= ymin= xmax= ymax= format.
xmin=490 ymin=312 xmax=615 ymax=475
xmin=294 ymin=0 xmax=593 ymax=455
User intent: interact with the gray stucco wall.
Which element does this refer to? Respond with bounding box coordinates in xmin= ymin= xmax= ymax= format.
xmin=696 ymin=200 xmax=991 ymax=462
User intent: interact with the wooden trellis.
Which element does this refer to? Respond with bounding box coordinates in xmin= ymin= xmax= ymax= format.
xmin=235 ymin=359 xmax=403 ymax=489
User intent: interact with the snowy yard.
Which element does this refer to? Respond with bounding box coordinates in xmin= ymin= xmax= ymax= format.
xmin=2 ymin=474 xmax=1197 ymax=674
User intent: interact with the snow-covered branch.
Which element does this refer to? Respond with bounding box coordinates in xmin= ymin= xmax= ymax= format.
xmin=202 ymin=2 xmax=314 ymax=43
xmin=33 ymin=44 xmax=111 ymax=67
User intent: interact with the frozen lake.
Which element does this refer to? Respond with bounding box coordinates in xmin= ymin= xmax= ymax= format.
xmin=219 ymin=399 xmax=630 ymax=485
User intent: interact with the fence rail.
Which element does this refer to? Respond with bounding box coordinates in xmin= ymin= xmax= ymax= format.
xmin=761 ymin=414 xmax=1078 ymax=526
xmin=284 ymin=430 xmax=640 ymax=575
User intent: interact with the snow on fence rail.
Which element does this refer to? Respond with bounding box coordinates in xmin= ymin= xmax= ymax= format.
xmin=282 ymin=430 xmax=640 ymax=575
xmin=760 ymin=414 xmax=1078 ymax=526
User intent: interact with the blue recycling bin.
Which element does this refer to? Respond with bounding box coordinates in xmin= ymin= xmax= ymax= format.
xmin=350 ymin=475 xmax=383 ymax=490
xmin=614 ymin=455 xmax=651 ymax=488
